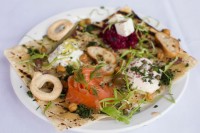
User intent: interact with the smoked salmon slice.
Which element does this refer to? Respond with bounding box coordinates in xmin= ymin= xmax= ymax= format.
xmin=66 ymin=68 xmax=114 ymax=109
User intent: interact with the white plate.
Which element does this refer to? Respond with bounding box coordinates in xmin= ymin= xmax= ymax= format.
xmin=10 ymin=7 xmax=189 ymax=133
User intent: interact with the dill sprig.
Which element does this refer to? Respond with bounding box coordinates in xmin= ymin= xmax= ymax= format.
xmin=74 ymin=68 xmax=87 ymax=87
xmin=90 ymin=63 xmax=106 ymax=79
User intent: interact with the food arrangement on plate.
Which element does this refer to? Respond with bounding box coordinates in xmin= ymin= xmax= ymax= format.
xmin=4 ymin=6 xmax=197 ymax=130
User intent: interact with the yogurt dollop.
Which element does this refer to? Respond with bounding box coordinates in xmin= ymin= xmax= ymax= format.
xmin=127 ymin=58 xmax=161 ymax=94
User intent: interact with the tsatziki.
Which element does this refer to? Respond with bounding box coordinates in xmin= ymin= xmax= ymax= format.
xmin=4 ymin=6 xmax=197 ymax=130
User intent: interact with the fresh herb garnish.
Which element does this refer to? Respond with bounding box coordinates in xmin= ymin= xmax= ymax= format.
xmin=27 ymin=48 xmax=39 ymax=56
xmin=160 ymin=57 xmax=177 ymax=86
xmin=65 ymin=65 xmax=74 ymax=75
xmin=91 ymin=86 xmax=98 ymax=96
xmin=135 ymin=21 xmax=149 ymax=36
xmin=90 ymin=63 xmax=105 ymax=79
xmin=130 ymin=66 xmax=145 ymax=76
xmin=27 ymin=91 xmax=33 ymax=98
xmin=160 ymin=69 xmax=174 ymax=86
xmin=123 ymin=73 xmax=131 ymax=92
xmin=164 ymin=57 xmax=178 ymax=72
xmin=120 ymin=47 xmax=153 ymax=62
xmin=44 ymin=101 xmax=52 ymax=113
xmin=30 ymin=53 xmax=47 ymax=60
xmin=128 ymin=99 xmax=145 ymax=118
xmin=85 ymin=25 xmax=98 ymax=33
xmin=103 ymin=22 xmax=117 ymax=33
xmin=185 ymin=63 xmax=189 ymax=67
xmin=101 ymin=106 xmax=130 ymax=124
xmin=36 ymin=106 xmax=40 ymax=110
xmin=21 ymin=47 xmax=47 ymax=68
xmin=100 ymin=87 xmax=145 ymax=124
xmin=100 ymin=96 xmax=145 ymax=124
xmin=74 ymin=68 xmax=87 ymax=86
xmin=76 ymin=104 xmax=93 ymax=118
xmin=124 ymin=12 xmax=134 ymax=19
xmin=59 ymin=94 xmax=66 ymax=99
xmin=87 ymin=41 xmax=97 ymax=47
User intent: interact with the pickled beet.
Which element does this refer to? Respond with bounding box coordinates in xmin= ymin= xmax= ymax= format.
xmin=100 ymin=24 xmax=138 ymax=50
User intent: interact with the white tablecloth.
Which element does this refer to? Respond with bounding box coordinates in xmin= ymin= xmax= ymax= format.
xmin=0 ymin=0 xmax=199 ymax=133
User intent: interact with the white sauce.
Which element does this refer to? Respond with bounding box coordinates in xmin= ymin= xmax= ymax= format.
xmin=48 ymin=39 xmax=83 ymax=67
xmin=127 ymin=58 xmax=161 ymax=94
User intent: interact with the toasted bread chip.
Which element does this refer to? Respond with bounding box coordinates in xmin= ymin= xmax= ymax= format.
xmin=156 ymin=32 xmax=180 ymax=57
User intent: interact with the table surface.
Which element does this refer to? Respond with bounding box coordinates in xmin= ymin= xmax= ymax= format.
xmin=0 ymin=0 xmax=200 ymax=133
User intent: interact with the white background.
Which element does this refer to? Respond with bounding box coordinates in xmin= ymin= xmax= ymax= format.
xmin=0 ymin=0 xmax=200 ymax=133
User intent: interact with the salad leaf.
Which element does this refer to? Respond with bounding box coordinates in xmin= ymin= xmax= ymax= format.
xmin=101 ymin=106 xmax=130 ymax=124
xmin=30 ymin=53 xmax=47 ymax=60
xmin=164 ymin=57 xmax=178 ymax=72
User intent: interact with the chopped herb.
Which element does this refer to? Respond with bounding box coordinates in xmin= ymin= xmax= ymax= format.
xmin=59 ymin=94 xmax=66 ymax=99
xmin=130 ymin=66 xmax=142 ymax=74
xmin=87 ymin=41 xmax=97 ymax=47
xmin=27 ymin=91 xmax=33 ymax=98
xmin=65 ymin=65 xmax=74 ymax=75
xmin=153 ymin=105 xmax=158 ymax=108
xmin=36 ymin=106 xmax=40 ymax=110
xmin=160 ymin=69 xmax=174 ymax=86
xmin=27 ymin=48 xmax=39 ymax=56
xmin=185 ymin=63 xmax=189 ymax=67
xmin=44 ymin=101 xmax=52 ymax=113
xmin=76 ymin=104 xmax=93 ymax=118
xmin=85 ymin=25 xmax=97 ymax=33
